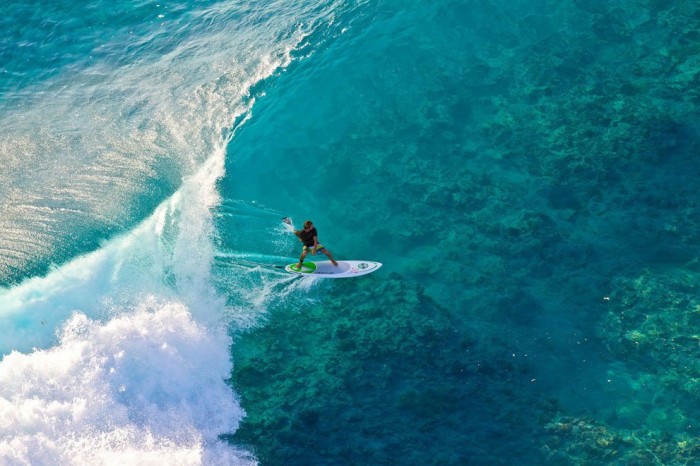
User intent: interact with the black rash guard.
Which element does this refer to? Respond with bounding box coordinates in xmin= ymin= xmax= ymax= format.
xmin=299 ymin=227 xmax=318 ymax=247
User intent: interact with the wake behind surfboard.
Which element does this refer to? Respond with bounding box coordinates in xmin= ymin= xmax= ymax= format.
xmin=284 ymin=260 xmax=382 ymax=278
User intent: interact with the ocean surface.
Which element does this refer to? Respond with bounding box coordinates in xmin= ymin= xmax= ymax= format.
xmin=1 ymin=0 xmax=700 ymax=464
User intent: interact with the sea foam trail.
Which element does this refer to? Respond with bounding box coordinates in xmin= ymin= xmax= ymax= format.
xmin=0 ymin=1 xmax=348 ymax=463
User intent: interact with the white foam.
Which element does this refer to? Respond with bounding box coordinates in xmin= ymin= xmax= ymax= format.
xmin=0 ymin=299 xmax=254 ymax=466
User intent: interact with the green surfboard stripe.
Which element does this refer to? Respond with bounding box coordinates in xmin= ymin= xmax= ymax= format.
xmin=290 ymin=262 xmax=317 ymax=273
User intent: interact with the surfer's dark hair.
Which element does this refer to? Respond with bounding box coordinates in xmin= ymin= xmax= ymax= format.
xmin=304 ymin=220 xmax=313 ymax=228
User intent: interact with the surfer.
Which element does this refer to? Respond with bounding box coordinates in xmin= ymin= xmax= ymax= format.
xmin=293 ymin=220 xmax=338 ymax=270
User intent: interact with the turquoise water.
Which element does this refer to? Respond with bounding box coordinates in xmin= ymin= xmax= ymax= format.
xmin=1 ymin=0 xmax=700 ymax=464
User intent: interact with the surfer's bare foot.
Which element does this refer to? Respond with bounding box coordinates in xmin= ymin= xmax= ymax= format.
xmin=295 ymin=263 xmax=302 ymax=270
xmin=332 ymin=260 xmax=338 ymax=266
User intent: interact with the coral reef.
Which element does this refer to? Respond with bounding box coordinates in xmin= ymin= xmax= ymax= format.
xmin=544 ymin=416 xmax=700 ymax=465
xmin=228 ymin=274 xmax=549 ymax=465
xmin=596 ymin=270 xmax=700 ymax=437
xmin=223 ymin=0 xmax=700 ymax=464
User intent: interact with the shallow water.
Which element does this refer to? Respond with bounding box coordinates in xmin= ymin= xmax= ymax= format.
xmin=1 ymin=0 xmax=700 ymax=464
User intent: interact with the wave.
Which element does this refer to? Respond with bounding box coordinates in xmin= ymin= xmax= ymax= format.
xmin=0 ymin=0 xmax=347 ymax=284
xmin=0 ymin=0 xmax=351 ymax=463
xmin=0 ymin=131 xmax=250 ymax=463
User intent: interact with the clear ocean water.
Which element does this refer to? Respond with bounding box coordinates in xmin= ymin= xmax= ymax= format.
xmin=1 ymin=0 xmax=699 ymax=464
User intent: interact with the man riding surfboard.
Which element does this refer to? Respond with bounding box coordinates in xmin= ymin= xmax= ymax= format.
xmin=289 ymin=219 xmax=338 ymax=270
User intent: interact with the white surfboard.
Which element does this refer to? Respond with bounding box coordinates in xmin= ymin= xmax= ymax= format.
xmin=284 ymin=260 xmax=382 ymax=278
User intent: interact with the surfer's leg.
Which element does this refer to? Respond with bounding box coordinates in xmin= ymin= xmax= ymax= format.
xmin=322 ymin=248 xmax=338 ymax=266
xmin=296 ymin=249 xmax=308 ymax=270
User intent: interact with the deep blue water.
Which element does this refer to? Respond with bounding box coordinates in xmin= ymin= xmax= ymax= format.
xmin=1 ymin=0 xmax=700 ymax=464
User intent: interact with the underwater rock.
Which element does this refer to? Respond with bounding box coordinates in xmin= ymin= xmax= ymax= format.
xmin=220 ymin=0 xmax=700 ymax=463
xmin=614 ymin=402 xmax=646 ymax=428
xmin=229 ymin=274 xmax=546 ymax=464
xmin=544 ymin=415 xmax=700 ymax=464
xmin=645 ymin=407 xmax=687 ymax=432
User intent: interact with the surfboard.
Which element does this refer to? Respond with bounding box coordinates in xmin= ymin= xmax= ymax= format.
xmin=284 ymin=260 xmax=382 ymax=278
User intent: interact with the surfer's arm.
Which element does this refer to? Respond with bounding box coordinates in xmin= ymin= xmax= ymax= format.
xmin=312 ymin=236 xmax=319 ymax=254
xmin=293 ymin=230 xmax=303 ymax=242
